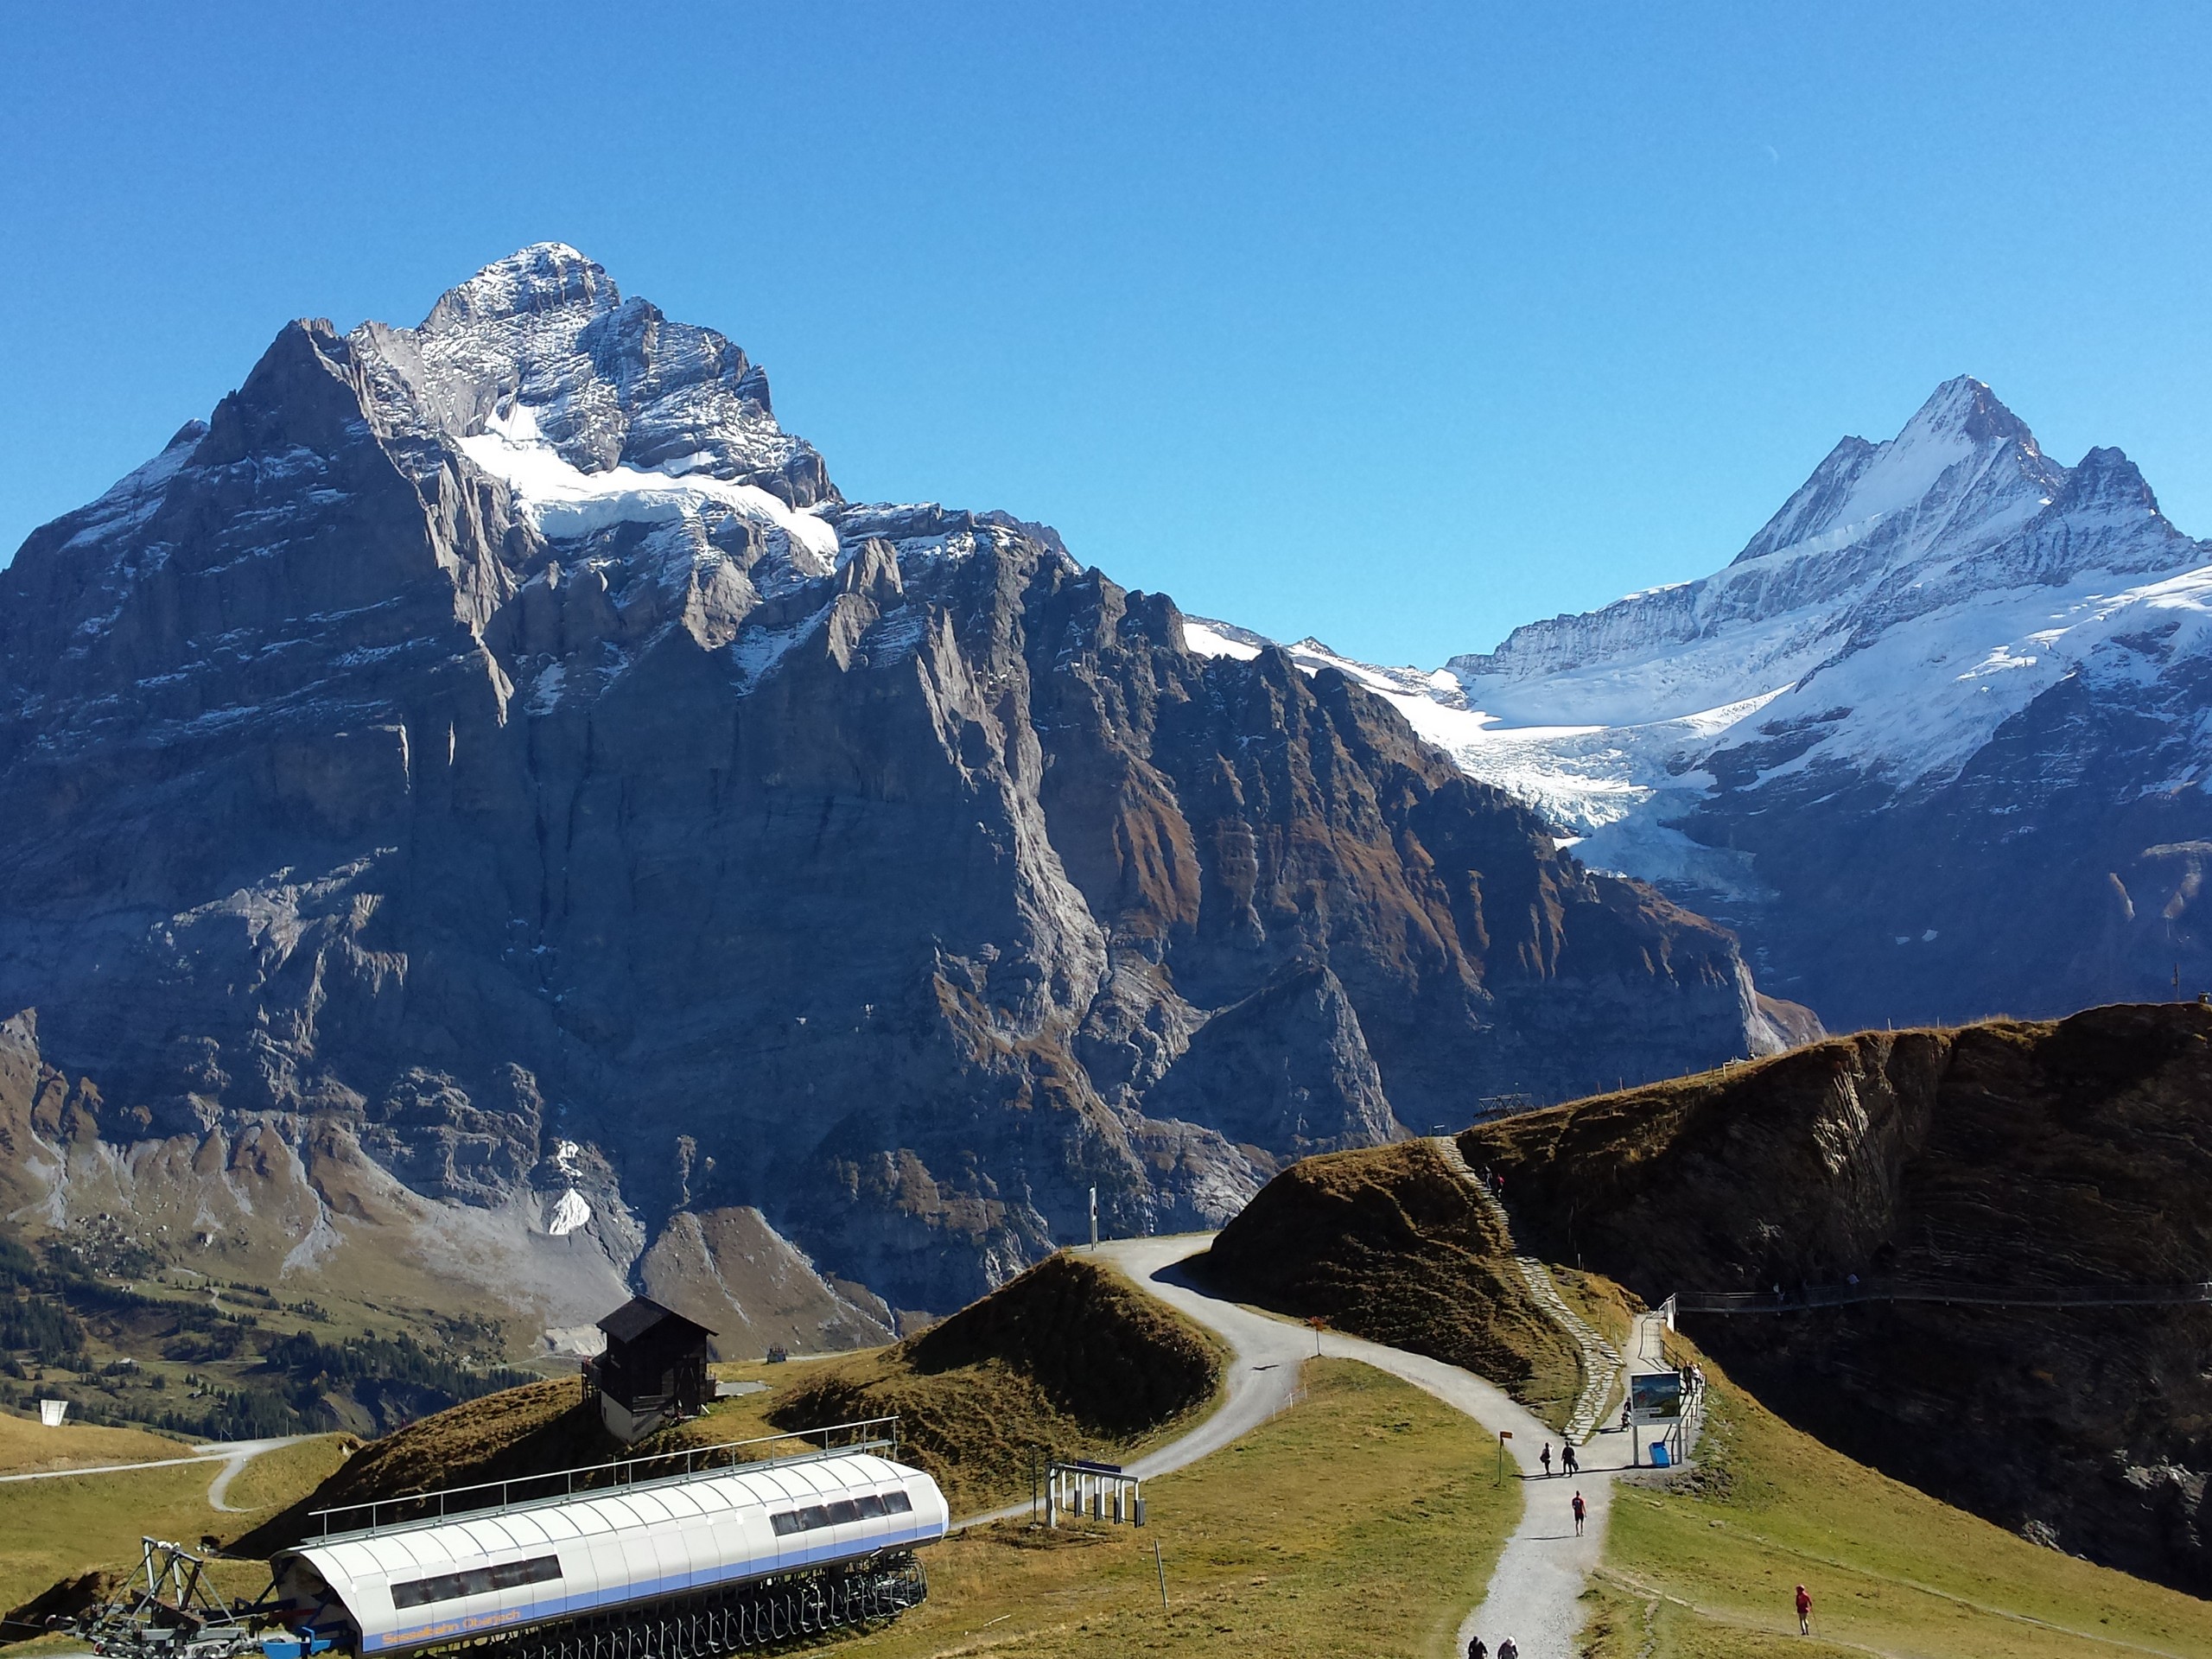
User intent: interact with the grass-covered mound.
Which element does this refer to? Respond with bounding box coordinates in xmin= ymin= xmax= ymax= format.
xmin=228 ymin=1378 xmax=603 ymax=1555
xmin=229 ymin=1367 xmax=801 ymax=1560
xmin=1198 ymin=1139 xmax=1586 ymax=1425
xmin=772 ymin=1251 xmax=1224 ymax=1510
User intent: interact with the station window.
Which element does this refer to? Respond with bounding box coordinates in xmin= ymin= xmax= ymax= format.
xmin=391 ymin=1555 xmax=562 ymax=1610
xmin=769 ymin=1490 xmax=912 ymax=1535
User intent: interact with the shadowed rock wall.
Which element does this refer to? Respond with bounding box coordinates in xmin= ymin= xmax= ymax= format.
xmin=1465 ymin=1002 xmax=2212 ymax=1594
xmin=0 ymin=245 xmax=1783 ymax=1325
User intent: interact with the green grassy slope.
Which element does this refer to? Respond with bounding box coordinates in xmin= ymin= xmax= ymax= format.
xmin=0 ymin=1435 xmax=350 ymax=1624
xmin=1584 ymin=1337 xmax=2212 ymax=1659
xmin=846 ymin=1358 xmax=1520 ymax=1659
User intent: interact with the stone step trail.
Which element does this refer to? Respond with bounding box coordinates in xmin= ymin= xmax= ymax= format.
xmin=1430 ymin=1135 xmax=1624 ymax=1446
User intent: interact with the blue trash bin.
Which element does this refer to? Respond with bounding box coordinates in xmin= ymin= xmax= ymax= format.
xmin=1649 ymin=1441 xmax=1672 ymax=1468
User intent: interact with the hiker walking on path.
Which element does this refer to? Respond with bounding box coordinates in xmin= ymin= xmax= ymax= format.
xmin=1572 ymin=1491 xmax=1586 ymax=1535
xmin=1561 ymin=1440 xmax=1578 ymax=1475
xmin=1497 ymin=1638 xmax=1519 ymax=1659
xmin=1796 ymin=1584 xmax=1813 ymax=1635
xmin=1539 ymin=1441 xmax=1552 ymax=1477
xmin=1466 ymin=1638 xmax=1486 ymax=1659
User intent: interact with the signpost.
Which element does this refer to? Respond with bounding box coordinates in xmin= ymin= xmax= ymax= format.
xmin=1497 ymin=1428 xmax=1513 ymax=1485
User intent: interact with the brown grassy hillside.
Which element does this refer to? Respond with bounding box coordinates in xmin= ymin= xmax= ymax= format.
xmin=1461 ymin=1001 xmax=2212 ymax=1597
xmin=237 ymin=1251 xmax=1224 ymax=1543
xmin=1197 ymin=1139 xmax=1586 ymax=1424
xmin=772 ymin=1251 xmax=1224 ymax=1510
xmin=229 ymin=1378 xmax=602 ymax=1554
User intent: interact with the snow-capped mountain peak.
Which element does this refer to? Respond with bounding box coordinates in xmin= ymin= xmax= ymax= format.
xmin=422 ymin=242 xmax=619 ymax=333
xmin=1727 ymin=374 xmax=2058 ymax=575
xmin=1444 ymin=377 xmax=2190 ymax=727
xmin=1205 ymin=374 xmax=2212 ymax=1028
xmin=374 ymin=245 xmax=830 ymax=507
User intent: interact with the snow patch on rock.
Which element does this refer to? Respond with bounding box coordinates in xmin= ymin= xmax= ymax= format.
xmin=461 ymin=403 xmax=839 ymax=562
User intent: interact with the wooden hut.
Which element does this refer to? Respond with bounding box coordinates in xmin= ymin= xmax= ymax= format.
xmin=586 ymin=1296 xmax=715 ymax=1442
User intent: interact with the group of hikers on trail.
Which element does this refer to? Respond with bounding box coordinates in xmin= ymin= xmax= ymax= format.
xmin=1467 ymin=1584 xmax=1812 ymax=1656
xmin=1536 ymin=1440 xmax=1579 ymax=1477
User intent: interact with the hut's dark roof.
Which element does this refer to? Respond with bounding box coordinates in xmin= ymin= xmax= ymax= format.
xmin=597 ymin=1296 xmax=716 ymax=1345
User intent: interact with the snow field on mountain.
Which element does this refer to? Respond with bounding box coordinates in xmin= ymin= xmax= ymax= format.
xmin=459 ymin=403 xmax=840 ymax=561
xmin=1178 ymin=618 xmax=1262 ymax=661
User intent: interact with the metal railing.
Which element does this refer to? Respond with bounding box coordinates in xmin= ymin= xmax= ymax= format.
xmin=308 ymin=1416 xmax=902 ymax=1541
xmin=1676 ymin=1281 xmax=2212 ymax=1314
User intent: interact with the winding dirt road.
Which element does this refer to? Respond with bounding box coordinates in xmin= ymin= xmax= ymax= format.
xmin=1088 ymin=1233 xmax=1678 ymax=1659
xmin=0 ymin=1433 xmax=317 ymax=1512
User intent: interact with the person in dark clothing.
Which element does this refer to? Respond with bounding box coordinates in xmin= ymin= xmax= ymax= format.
xmin=1497 ymin=1638 xmax=1520 ymax=1659
xmin=1539 ymin=1441 xmax=1552 ymax=1477
xmin=1561 ymin=1441 xmax=1579 ymax=1475
xmin=1466 ymin=1639 xmax=1487 ymax=1659
xmin=1572 ymin=1490 xmax=1586 ymax=1535
xmin=1796 ymin=1584 xmax=1812 ymax=1635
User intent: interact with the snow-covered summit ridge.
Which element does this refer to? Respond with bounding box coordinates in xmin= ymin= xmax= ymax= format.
xmin=1 ymin=245 xmax=1043 ymax=745
xmin=1444 ymin=377 xmax=2198 ymax=722
xmin=1198 ymin=378 xmax=2212 ymax=860
xmin=1732 ymin=375 xmax=2045 ymax=567
xmin=361 ymin=243 xmax=836 ymax=516
xmin=422 ymin=243 xmax=615 ymax=332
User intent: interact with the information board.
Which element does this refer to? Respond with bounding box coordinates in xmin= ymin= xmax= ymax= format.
xmin=1628 ymin=1371 xmax=1683 ymax=1423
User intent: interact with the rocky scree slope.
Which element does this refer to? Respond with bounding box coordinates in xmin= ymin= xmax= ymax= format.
xmin=0 ymin=244 xmax=1785 ymax=1332
xmin=1464 ymin=1001 xmax=2212 ymax=1596
xmin=1205 ymin=378 xmax=2212 ymax=1032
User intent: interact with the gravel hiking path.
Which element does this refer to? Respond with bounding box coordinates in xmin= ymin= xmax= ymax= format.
xmin=1086 ymin=1233 xmax=1681 ymax=1659
xmin=955 ymin=1234 xmax=1313 ymax=1529
xmin=198 ymin=1434 xmax=317 ymax=1513
xmin=0 ymin=1433 xmax=318 ymax=1515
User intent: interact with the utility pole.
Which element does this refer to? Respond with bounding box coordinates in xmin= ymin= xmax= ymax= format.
xmin=1154 ymin=1539 xmax=1168 ymax=1611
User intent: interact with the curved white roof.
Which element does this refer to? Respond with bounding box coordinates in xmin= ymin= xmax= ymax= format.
xmin=276 ymin=1452 xmax=947 ymax=1655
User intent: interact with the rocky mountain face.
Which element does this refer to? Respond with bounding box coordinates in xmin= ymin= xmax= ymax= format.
xmin=1203 ymin=379 xmax=2212 ymax=1031
xmin=0 ymin=245 xmax=1786 ymax=1339
xmin=1459 ymin=1002 xmax=2212 ymax=1595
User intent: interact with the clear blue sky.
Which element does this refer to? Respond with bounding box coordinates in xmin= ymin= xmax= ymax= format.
xmin=3 ymin=3 xmax=2207 ymax=664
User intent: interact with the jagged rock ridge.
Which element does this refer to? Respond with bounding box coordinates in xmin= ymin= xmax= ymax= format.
xmin=0 ymin=245 xmax=1785 ymax=1326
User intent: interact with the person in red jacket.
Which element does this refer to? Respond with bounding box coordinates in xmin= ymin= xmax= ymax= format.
xmin=1795 ymin=1584 xmax=1812 ymax=1635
